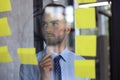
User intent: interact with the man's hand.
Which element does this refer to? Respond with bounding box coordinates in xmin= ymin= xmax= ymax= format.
xmin=39 ymin=53 xmax=53 ymax=80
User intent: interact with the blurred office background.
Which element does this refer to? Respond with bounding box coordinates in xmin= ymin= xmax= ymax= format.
xmin=1 ymin=0 xmax=120 ymax=80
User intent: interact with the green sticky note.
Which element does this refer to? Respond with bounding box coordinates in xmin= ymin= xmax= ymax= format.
xmin=74 ymin=60 xmax=96 ymax=79
xmin=0 ymin=46 xmax=13 ymax=63
xmin=0 ymin=0 xmax=12 ymax=12
xmin=75 ymin=35 xmax=96 ymax=56
xmin=18 ymin=48 xmax=38 ymax=65
xmin=0 ymin=17 xmax=12 ymax=36
xmin=75 ymin=8 xmax=96 ymax=29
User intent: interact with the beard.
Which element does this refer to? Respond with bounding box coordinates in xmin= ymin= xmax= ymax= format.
xmin=44 ymin=31 xmax=66 ymax=46
xmin=46 ymin=37 xmax=64 ymax=45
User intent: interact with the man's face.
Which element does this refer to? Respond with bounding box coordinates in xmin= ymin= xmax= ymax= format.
xmin=41 ymin=7 xmax=67 ymax=46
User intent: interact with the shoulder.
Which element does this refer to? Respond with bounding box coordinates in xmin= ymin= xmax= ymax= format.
xmin=67 ymin=50 xmax=85 ymax=60
xmin=19 ymin=64 xmax=40 ymax=80
xmin=36 ymin=50 xmax=46 ymax=62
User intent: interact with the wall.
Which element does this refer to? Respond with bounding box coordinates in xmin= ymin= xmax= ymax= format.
xmin=0 ymin=0 xmax=33 ymax=80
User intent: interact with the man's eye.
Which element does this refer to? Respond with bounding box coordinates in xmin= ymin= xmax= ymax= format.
xmin=52 ymin=22 xmax=58 ymax=27
xmin=42 ymin=23 xmax=47 ymax=27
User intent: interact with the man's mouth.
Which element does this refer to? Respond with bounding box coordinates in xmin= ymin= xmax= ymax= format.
xmin=46 ymin=34 xmax=54 ymax=37
xmin=47 ymin=35 xmax=54 ymax=37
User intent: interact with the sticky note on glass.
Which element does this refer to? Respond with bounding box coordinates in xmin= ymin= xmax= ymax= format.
xmin=74 ymin=60 xmax=96 ymax=78
xmin=0 ymin=17 xmax=12 ymax=36
xmin=75 ymin=8 xmax=96 ymax=29
xmin=18 ymin=48 xmax=38 ymax=65
xmin=0 ymin=46 xmax=13 ymax=63
xmin=77 ymin=0 xmax=96 ymax=4
xmin=75 ymin=35 xmax=96 ymax=56
xmin=0 ymin=0 xmax=12 ymax=12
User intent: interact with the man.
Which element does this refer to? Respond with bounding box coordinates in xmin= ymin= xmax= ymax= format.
xmin=20 ymin=4 xmax=90 ymax=80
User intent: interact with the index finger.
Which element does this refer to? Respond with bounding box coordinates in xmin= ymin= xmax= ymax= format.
xmin=42 ymin=53 xmax=52 ymax=61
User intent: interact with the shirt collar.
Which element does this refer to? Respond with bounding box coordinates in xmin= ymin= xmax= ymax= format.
xmin=44 ymin=47 xmax=69 ymax=62
xmin=52 ymin=47 xmax=69 ymax=62
xmin=60 ymin=47 xmax=70 ymax=62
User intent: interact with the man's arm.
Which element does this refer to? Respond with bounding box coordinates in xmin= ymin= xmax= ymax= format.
xmin=19 ymin=65 xmax=31 ymax=80
xmin=19 ymin=64 xmax=37 ymax=80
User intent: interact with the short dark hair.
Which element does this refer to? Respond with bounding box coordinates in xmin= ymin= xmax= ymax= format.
xmin=41 ymin=3 xmax=65 ymax=16
xmin=45 ymin=3 xmax=65 ymax=8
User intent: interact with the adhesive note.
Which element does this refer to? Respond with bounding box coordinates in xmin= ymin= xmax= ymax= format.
xmin=77 ymin=0 xmax=96 ymax=4
xmin=75 ymin=35 xmax=96 ymax=56
xmin=0 ymin=46 xmax=13 ymax=63
xmin=0 ymin=17 xmax=12 ymax=36
xmin=75 ymin=8 xmax=96 ymax=29
xmin=18 ymin=48 xmax=38 ymax=65
xmin=0 ymin=0 xmax=12 ymax=12
xmin=74 ymin=60 xmax=96 ymax=78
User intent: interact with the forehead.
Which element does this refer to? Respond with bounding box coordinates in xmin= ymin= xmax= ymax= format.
xmin=45 ymin=7 xmax=64 ymax=14
xmin=43 ymin=7 xmax=65 ymax=20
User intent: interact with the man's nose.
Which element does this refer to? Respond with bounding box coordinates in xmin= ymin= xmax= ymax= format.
xmin=46 ymin=23 xmax=54 ymax=32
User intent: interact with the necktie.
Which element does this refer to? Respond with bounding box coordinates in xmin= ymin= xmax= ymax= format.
xmin=54 ymin=55 xmax=62 ymax=80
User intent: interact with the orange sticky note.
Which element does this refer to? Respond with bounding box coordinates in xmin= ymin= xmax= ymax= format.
xmin=18 ymin=48 xmax=38 ymax=65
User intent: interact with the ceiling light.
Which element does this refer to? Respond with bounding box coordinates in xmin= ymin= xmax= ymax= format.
xmin=79 ymin=1 xmax=111 ymax=8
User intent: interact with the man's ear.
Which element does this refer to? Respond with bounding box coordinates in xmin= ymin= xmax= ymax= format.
xmin=65 ymin=24 xmax=71 ymax=35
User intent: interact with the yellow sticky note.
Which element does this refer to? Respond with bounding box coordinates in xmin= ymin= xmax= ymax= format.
xmin=0 ymin=17 xmax=12 ymax=36
xmin=0 ymin=0 xmax=12 ymax=12
xmin=75 ymin=8 xmax=96 ymax=29
xmin=77 ymin=0 xmax=96 ymax=4
xmin=74 ymin=60 xmax=96 ymax=78
xmin=75 ymin=35 xmax=96 ymax=56
xmin=0 ymin=46 xmax=13 ymax=63
xmin=18 ymin=48 xmax=38 ymax=65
